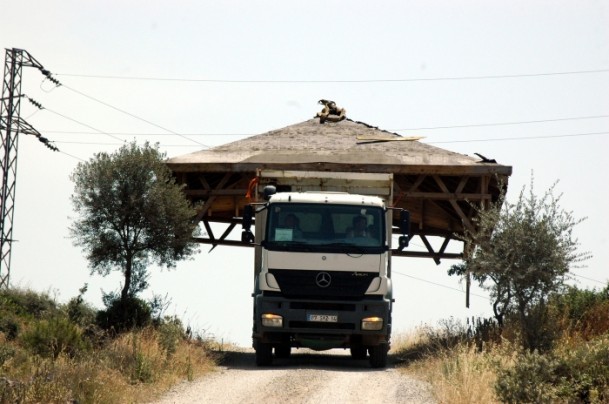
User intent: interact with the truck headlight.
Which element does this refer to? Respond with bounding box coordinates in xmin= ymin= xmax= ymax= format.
xmin=361 ymin=316 xmax=383 ymax=331
xmin=261 ymin=313 xmax=283 ymax=328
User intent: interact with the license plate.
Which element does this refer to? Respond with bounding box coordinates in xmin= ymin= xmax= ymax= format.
xmin=307 ymin=314 xmax=338 ymax=323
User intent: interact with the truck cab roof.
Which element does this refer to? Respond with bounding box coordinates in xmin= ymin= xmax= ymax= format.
xmin=269 ymin=192 xmax=386 ymax=207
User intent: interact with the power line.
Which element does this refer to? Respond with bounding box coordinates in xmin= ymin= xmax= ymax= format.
xmin=42 ymin=106 xmax=125 ymax=143
xmin=569 ymin=271 xmax=608 ymax=286
xmin=42 ymin=130 xmax=247 ymax=136
xmin=428 ymin=131 xmax=609 ymax=145
xmin=55 ymin=140 xmax=201 ymax=148
xmin=391 ymin=114 xmax=609 ymax=132
xmin=393 ymin=270 xmax=490 ymax=301
xmin=58 ymin=150 xmax=86 ymax=162
xmin=38 ymin=113 xmax=609 ymax=137
xmin=56 ymin=68 xmax=609 ymax=83
xmin=48 ymin=129 xmax=609 ymax=149
xmin=59 ymin=83 xmax=210 ymax=148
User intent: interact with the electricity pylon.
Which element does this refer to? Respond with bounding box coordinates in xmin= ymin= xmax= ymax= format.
xmin=0 ymin=48 xmax=59 ymax=288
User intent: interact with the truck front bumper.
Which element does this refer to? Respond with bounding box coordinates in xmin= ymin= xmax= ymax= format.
xmin=253 ymin=294 xmax=391 ymax=348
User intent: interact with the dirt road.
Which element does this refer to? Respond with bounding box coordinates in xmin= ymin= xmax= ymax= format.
xmin=154 ymin=348 xmax=435 ymax=404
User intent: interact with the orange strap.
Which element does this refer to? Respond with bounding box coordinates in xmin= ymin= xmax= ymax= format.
xmin=245 ymin=177 xmax=259 ymax=200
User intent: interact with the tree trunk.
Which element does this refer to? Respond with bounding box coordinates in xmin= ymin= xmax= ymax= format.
xmin=121 ymin=254 xmax=132 ymax=301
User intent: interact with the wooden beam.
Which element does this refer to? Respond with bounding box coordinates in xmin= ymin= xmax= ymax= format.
xmin=391 ymin=249 xmax=462 ymax=259
xmin=420 ymin=235 xmax=441 ymax=265
xmin=194 ymin=173 xmax=233 ymax=222
xmin=209 ymin=222 xmax=237 ymax=252
xmin=433 ymin=175 xmax=475 ymax=233
xmin=185 ymin=189 xmax=248 ymax=197
xmin=168 ymin=162 xmax=512 ymax=176
xmin=193 ymin=238 xmax=253 ymax=248
xmin=400 ymin=192 xmax=491 ymax=200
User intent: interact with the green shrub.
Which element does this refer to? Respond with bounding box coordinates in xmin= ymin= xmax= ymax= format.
xmin=0 ymin=315 xmax=20 ymax=340
xmin=0 ymin=344 xmax=16 ymax=366
xmin=158 ymin=317 xmax=185 ymax=358
xmin=553 ymin=337 xmax=609 ymax=402
xmin=96 ymin=296 xmax=152 ymax=333
xmin=21 ymin=317 xmax=88 ymax=359
xmin=66 ymin=297 xmax=97 ymax=327
xmin=66 ymin=284 xmax=97 ymax=327
xmin=553 ymin=286 xmax=606 ymax=321
xmin=0 ymin=288 xmax=58 ymax=319
xmin=496 ymin=337 xmax=609 ymax=403
xmin=495 ymin=350 xmax=560 ymax=403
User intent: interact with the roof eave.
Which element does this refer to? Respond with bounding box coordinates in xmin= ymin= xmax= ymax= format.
xmin=167 ymin=161 xmax=512 ymax=176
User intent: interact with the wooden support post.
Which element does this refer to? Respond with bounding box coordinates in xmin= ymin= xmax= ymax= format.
xmin=464 ymin=241 xmax=472 ymax=308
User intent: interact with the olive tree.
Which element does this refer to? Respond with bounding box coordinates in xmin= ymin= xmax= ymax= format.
xmin=70 ymin=141 xmax=200 ymax=302
xmin=450 ymin=177 xmax=590 ymax=350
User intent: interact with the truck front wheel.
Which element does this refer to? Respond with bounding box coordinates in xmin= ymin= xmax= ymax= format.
xmin=275 ymin=343 xmax=291 ymax=359
xmin=255 ymin=342 xmax=273 ymax=366
xmin=369 ymin=343 xmax=388 ymax=368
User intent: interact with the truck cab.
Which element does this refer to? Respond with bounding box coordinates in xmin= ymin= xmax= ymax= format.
xmin=242 ymin=171 xmax=409 ymax=368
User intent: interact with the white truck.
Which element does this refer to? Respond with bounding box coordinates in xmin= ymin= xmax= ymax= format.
xmin=241 ymin=170 xmax=410 ymax=368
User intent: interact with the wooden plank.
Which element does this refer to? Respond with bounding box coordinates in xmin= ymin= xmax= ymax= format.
xmin=168 ymin=162 xmax=513 ymax=176
xmin=185 ymin=189 xmax=249 ymax=197
xmin=399 ymin=192 xmax=491 ymax=200
xmin=391 ymin=249 xmax=462 ymax=259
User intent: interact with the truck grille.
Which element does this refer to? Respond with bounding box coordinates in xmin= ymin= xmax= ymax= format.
xmin=289 ymin=321 xmax=355 ymax=330
xmin=269 ymin=269 xmax=374 ymax=299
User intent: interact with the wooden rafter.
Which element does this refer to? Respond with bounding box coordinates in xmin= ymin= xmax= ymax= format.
xmin=432 ymin=175 xmax=476 ymax=233
xmin=175 ymin=171 xmax=504 ymax=262
xmin=194 ymin=173 xmax=233 ymax=222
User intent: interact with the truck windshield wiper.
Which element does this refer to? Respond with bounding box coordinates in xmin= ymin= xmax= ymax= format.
xmin=266 ymin=242 xmax=312 ymax=252
xmin=322 ymin=242 xmax=367 ymax=254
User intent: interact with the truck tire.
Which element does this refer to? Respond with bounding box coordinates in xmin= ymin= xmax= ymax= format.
xmin=369 ymin=343 xmax=388 ymax=368
xmin=255 ymin=342 xmax=273 ymax=366
xmin=350 ymin=346 xmax=367 ymax=360
xmin=275 ymin=343 xmax=291 ymax=359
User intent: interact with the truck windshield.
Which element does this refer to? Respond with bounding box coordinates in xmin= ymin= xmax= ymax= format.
xmin=265 ymin=203 xmax=385 ymax=253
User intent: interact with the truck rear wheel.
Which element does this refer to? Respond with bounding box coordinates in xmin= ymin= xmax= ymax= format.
xmin=255 ymin=342 xmax=273 ymax=366
xmin=369 ymin=343 xmax=388 ymax=368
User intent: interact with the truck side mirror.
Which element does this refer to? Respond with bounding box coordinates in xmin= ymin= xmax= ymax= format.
xmin=241 ymin=205 xmax=255 ymax=244
xmin=242 ymin=231 xmax=255 ymax=244
xmin=400 ymin=210 xmax=410 ymax=236
xmin=242 ymin=205 xmax=254 ymax=230
xmin=398 ymin=210 xmax=410 ymax=251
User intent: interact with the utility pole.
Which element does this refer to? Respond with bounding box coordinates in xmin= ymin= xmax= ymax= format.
xmin=0 ymin=48 xmax=59 ymax=289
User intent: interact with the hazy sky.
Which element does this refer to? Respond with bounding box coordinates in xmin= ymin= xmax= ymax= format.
xmin=1 ymin=1 xmax=608 ymax=346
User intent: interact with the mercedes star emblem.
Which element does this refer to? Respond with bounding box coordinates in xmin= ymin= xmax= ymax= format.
xmin=315 ymin=272 xmax=332 ymax=288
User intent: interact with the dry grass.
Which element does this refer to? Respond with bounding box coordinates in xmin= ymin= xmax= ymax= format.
xmin=393 ymin=329 xmax=510 ymax=404
xmin=394 ymin=323 xmax=609 ymax=403
xmin=0 ymin=326 xmax=217 ymax=403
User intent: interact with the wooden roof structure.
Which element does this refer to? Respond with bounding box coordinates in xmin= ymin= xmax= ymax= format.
xmin=167 ymin=113 xmax=511 ymax=263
